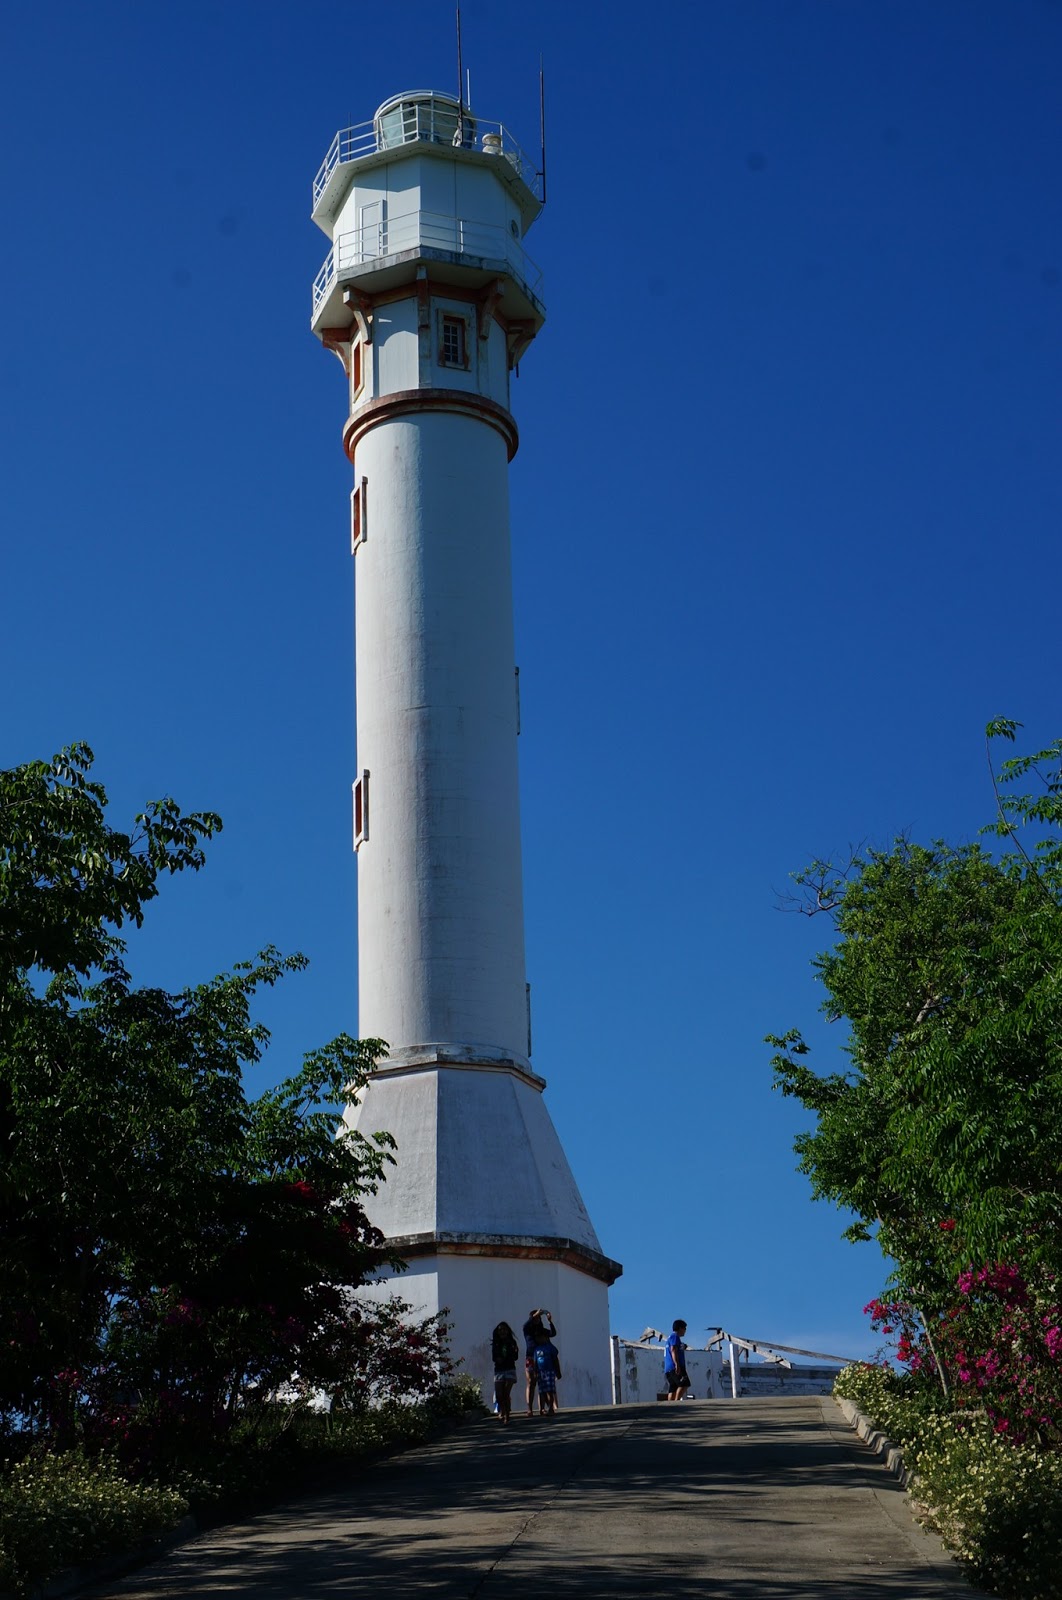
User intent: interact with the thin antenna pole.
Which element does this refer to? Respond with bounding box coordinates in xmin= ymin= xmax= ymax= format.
xmin=539 ymin=56 xmax=548 ymax=205
xmin=466 ymin=68 xmax=472 ymax=111
xmin=456 ymin=6 xmax=465 ymax=137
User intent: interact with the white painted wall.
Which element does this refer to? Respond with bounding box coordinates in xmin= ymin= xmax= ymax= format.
xmin=373 ymin=297 xmax=419 ymax=397
xmin=360 ymin=1253 xmax=614 ymax=1408
xmin=485 ymin=316 xmax=510 ymax=402
xmin=611 ymin=1340 xmax=725 ymax=1402
xmin=334 ymin=167 xmax=415 ymax=243
xmin=334 ymin=153 xmax=513 ymax=242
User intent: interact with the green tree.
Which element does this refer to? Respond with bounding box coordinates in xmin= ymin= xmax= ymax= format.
xmin=768 ymin=725 xmax=1062 ymax=1318
xmin=0 ymin=745 xmax=444 ymax=1454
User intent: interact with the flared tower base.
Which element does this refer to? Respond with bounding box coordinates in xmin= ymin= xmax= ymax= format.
xmin=345 ymin=1060 xmax=622 ymax=1405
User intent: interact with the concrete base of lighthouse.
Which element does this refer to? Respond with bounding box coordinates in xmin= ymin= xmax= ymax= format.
xmin=359 ymin=1252 xmax=615 ymax=1408
xmin=345 ymin=1061 xmax=621 ymax=1407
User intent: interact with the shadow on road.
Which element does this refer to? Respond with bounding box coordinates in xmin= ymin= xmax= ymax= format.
xmin=92 ymin=1399 xmax=974 ymax=1600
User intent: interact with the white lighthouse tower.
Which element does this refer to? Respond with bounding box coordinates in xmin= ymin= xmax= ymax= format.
xmin=310 ymin=92 xmax=620 ymax=1405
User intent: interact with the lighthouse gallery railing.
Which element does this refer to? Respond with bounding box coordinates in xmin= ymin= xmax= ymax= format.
xmin=312 ymin=209 xmax=543 ymax=318
xmin=313 ymin=105 xmax=542 ymax=212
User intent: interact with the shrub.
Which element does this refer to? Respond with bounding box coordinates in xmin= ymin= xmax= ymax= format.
xmin=835 ymin=1365 xmax=1062 ymax=1599
xmin=0 ymin=1452 xmax=186 ymax=1598
xmin=915 ymin=1411 xmax=1062 ymax=1599
xmin=0 ymin=1379 xmax=484 ymax=1595
xmin=424 ymin=1373 xmax=485 ymax=1418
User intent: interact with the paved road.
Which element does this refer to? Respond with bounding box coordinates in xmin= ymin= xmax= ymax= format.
xmin=93 ymin=1398 xmax=977 ymax=1599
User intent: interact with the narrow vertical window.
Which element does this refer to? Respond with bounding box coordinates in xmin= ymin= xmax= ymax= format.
xmin=351 ymin=475 xmax=367 ymax=553
xmin=439 ymin=312 xmax=468 ymax=369
xmin=351 ymin=339 xmax=364 ymax=403
xmin=353 ymin=770 xmax=369 ymax=850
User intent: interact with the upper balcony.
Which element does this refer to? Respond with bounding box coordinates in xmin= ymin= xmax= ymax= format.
xmin=311 ymin=91 xmax=543 ymax=236
xmin=310 ymin=206 xmax=545 ymax=334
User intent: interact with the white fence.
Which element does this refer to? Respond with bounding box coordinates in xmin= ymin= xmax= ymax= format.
xmin=610 ymin=1328 xmax=856 ymax=1403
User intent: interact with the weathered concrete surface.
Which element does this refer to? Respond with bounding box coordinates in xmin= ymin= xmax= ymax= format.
xmin=92 ymin=1398 xmax=978 ymax=1599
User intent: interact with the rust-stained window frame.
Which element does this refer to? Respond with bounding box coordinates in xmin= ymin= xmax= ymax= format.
xmin=351 ymin=475 xmax=368 ymax=553
xmin=353 ymin=770 xmax=369 ymax=850
xmin=439 ymin=310 xmax=470 ymax=370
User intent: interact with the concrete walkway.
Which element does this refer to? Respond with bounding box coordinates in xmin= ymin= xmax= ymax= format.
xmin=93 ymin=1398 xmax=976 ymax=1599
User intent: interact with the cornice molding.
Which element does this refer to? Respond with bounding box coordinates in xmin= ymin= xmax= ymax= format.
xmin=343 ymin=387 xmax=519 ymax=462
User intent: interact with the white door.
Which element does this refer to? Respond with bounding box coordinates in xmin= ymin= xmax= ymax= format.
xmin=358 ymin=201 xmax=386 ymax=262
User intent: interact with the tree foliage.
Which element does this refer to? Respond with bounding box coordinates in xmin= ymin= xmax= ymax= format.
xmin=0 ymin=745 xmax=449 ymax=1459
xmin=768 ymin=725 xmax=1062 ymax=1314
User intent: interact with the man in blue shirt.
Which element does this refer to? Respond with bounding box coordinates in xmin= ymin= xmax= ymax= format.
xmin=664 ymin=1319 xmax=690 ymax=1401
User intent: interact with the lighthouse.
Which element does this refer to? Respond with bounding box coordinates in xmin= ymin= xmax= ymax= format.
xmin=310 ymin=91 xmax=620 ymax=1405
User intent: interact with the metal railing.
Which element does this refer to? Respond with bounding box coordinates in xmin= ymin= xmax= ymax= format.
xmin=312 ymin=208 xmax=543 ymax=317
xmin=313 ymin=97 xmax=542 ymax=211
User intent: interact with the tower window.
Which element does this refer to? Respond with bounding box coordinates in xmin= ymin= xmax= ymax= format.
xmin=439 ymin=312 xmax=469 ymax=370
xmin=353 ymin=770 xmax=369 ymax=850
xmin=351 ymin=475 xmax=367 ymax=553
xmin=351 ymin=339 xmax=364 ymax=403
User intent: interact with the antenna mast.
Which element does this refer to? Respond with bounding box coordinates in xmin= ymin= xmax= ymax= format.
xmin=456 ymin=6 xmax=465 ymax=142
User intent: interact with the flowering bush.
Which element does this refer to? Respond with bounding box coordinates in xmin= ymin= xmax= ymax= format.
xmin=862 ymin=1297 xmax=938 ymax=1377
xmin=323 ymin=1296 xmax=457 ymax=1412
xmin=0 ymin=1378 xmax=484 ymax=1596
xmin=939 ymin=1261 xmax=1062 ymax=1449
xmin=835 ymin=1364 xmax=1062 ymax=1599
xmin=0 ymin=1452 xmax=186 ymax=1598
xmin=833 ymin=1360 xmax=947 ymax=1446
xmin=913 ymin=1412 xmax=1062 ymax=1598
xmin=859 ymin=1260 xmax=1062 ymax=1453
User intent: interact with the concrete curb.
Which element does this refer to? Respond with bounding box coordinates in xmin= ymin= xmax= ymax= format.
xmin=834 ymin=1393 xmax=914 ymax=1487
xmin=834 ymin=1395 xmax=1003 ymax=1600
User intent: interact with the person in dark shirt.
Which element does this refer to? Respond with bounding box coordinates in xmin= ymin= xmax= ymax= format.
xmin=491 ymin=1322 xmax=520 ymax=1424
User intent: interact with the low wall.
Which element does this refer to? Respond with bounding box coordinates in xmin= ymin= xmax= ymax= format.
xmin=610 ymin=1339 xmax=841 ymax=1402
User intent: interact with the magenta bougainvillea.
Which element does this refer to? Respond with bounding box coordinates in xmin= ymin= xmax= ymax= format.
xmin=864 ymin=1261 xmax=1062 ymax=1449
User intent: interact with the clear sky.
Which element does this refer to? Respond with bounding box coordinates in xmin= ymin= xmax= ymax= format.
xmin=3 ymin=0 xmax=1060 ymax=1363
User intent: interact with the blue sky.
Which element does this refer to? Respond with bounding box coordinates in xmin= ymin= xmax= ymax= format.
xmin=3 ymin=0 xmax=1060 ymax=1362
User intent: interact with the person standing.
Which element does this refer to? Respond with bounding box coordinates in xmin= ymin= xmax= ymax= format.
xmin=664 ymin=1319 xmax=690 ymax=1401
xmin=533 ymin=1335 xmax=562 ymax=1415
xmin=491 ymin=1322 xmax=520 ymax=1425
xmin=522 ymin=1307 xmax=557 ymax=1416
